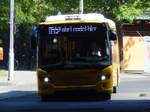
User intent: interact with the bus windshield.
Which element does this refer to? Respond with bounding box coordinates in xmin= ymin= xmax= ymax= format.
xmin=38 ymin=23 xmax=111 ymax=68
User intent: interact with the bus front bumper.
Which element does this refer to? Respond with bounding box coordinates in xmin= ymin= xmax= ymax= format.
xmin=38 ymin=81 xmax=113 ymax=96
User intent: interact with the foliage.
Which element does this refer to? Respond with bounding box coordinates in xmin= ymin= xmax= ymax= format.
xmin=0 ymin=0 xmax=150 ymax=27
xmin=0 ymin=0 xmax=150 ymax=69
xmin=114 ymin=0 xmax=144 ymax=23
xmin=50 ymin=0 xmax=79 ymax=14
xmin=0 ymin=0 xmax=9 ymax=31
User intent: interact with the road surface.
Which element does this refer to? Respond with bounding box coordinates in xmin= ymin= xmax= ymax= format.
xmin=0 ymin=71 xmax=150 ymax=112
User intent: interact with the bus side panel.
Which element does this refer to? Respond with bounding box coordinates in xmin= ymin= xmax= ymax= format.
xmin=112 ymin=40 xmax=120 ymax=87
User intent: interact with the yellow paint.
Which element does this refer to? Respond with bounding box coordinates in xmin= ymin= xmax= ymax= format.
xmin=40 ymin=20 xmax=104 ymax=25
xmin=37 ymin=66 xmax=114 ymax=95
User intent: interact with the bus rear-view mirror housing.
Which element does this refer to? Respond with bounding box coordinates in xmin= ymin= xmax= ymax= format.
xmin=109 ymin=30 xmax=117 ymax=40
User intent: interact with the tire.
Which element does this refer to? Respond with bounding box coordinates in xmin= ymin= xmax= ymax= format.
xmin=102 ymin=93 xmax=111 ymax=100
xmin=97 ymin=93 xmax=111 ymax=100
xmin=113 ymin=86 xmax=117 ymax=93
xmin=41 ymin=95 xmax=51 ymax=102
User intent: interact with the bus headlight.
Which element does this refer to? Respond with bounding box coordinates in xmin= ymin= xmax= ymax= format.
xmin=44 ymin=77 xmax=49 ymax=83
xmin=101 ymin=75 xmax=107 ymax=81
xmin=97 ymin=74 xmax=110 ymax=81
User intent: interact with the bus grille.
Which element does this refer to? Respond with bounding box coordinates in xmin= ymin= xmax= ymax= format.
xmin=50 ymin=69 xmax=98 ymax=86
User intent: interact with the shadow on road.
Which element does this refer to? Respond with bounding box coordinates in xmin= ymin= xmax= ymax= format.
xmin=0 ymin=91 xmax=150 ymax=112
xmin=0 ymin=90 xmax=110 ymax=102
xmin=0 ymin=90 xmax=38 ymax=101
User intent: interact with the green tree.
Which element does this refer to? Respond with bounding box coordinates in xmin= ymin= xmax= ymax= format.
xmin=114 ymin=0 xmax=144 ymax=22
xmin=81 ymin=0 xmax=146 ymax=22
xmin=0 ymin=0 xmax=9 ymax=31
xmin=50 ymin=0 xmax=79 ymax=14
xmin=1 ymin=0 xmax=150 ymax=69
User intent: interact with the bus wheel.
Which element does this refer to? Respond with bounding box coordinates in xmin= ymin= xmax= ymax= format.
xmin=113 ymin=86 xmax=117 ymax=93
xmin=102 ymin=93 xmax=111 ymax=100
xmin=41 ymin=95 xmax=51 ymax=102
xmin=97 ymin=93 xmax=111 ymax=100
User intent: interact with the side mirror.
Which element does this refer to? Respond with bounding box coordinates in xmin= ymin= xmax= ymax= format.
xmin=31 ymin=28 xmax=37 ymax=49
xmin=109 ymin=30 xmax=117 ymax=40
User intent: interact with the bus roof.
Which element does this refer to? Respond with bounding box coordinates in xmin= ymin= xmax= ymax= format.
xmin=40 ymin=13 xmax=116 ymax=29
xmin=45 ymin=13 xmax=104 ymax=22
xmin=105 ymin=19 xmax=116 ymax=30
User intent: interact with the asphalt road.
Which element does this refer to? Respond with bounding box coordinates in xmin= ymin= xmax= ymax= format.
xmin=0 ymin=72 xmax=150 ymax=112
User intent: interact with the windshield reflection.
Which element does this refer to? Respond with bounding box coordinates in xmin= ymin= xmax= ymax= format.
xmin=38 ymin=23 xmax=111 ymax=68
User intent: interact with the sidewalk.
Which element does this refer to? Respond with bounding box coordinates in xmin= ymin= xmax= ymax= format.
xmin=0 ymin=71 xmax=37 ymax=93
xmin=120 ymin=72 xmax=150 ymax=82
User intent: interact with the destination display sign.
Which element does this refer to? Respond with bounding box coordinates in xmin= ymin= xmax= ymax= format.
xmin=48 ymin=25 xmax=97 ymax=35
xmin=39 ymin=23 xmax=107 ymax=36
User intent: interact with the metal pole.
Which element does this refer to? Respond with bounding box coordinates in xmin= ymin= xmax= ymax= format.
xmin=79 ymin=0 xmax=84 ymax=14
xmin=8 ymin=0 xmax=14 ymax=81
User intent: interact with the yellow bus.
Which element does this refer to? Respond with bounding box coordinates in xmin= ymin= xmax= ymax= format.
xmin=32 ymin=13 xmax=120 ymax=101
